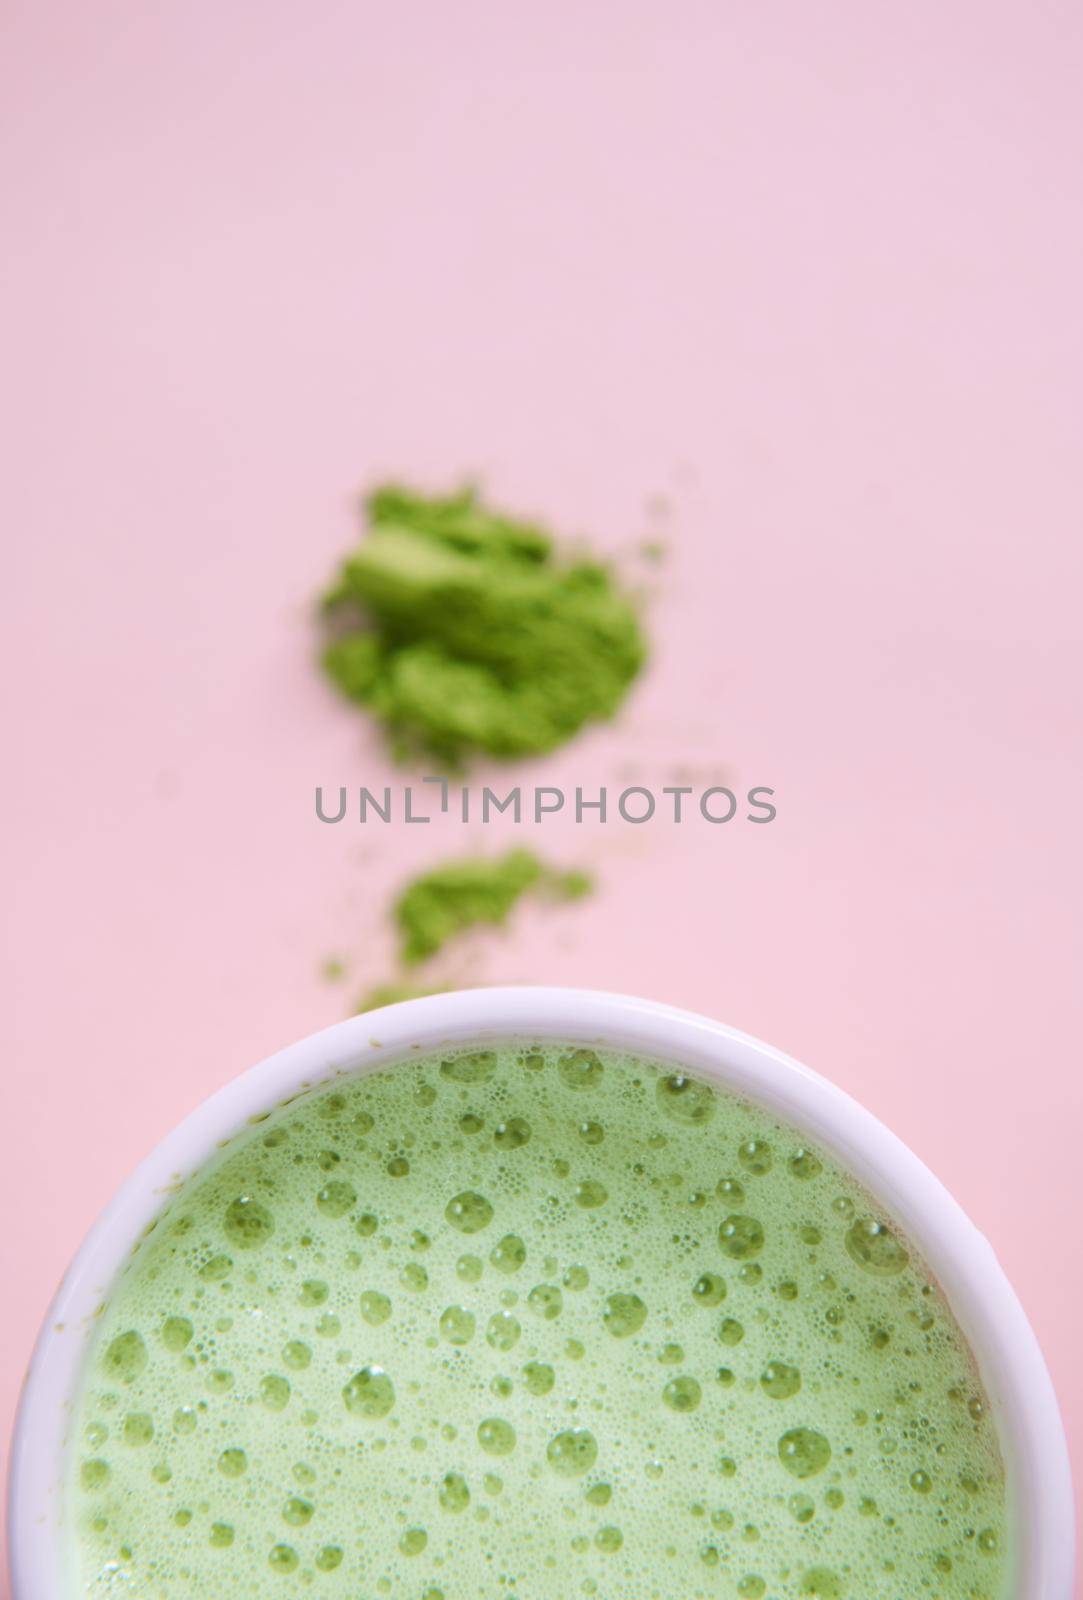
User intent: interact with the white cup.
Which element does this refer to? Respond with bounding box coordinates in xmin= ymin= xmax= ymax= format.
xmin=8 ymin=987 xmax=1074 ymax=1597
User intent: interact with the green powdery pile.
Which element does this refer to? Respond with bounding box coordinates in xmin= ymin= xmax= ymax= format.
xmin=394 ymin=849 xmax=591 ymax=965
xmin=320 ymin=485 xmax=647 ymax=762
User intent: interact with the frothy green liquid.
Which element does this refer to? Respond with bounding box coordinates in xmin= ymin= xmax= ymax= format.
xmin=69 ymin=1043 xmax=1008 ymax=1598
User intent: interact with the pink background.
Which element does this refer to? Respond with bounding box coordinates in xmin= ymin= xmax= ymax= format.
xmin=3 ymin=0 xmax=1081 ymax=1583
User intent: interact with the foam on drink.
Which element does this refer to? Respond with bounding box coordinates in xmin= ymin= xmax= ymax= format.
xmin=70 ymin=1042 xmax=1008 ymax=1598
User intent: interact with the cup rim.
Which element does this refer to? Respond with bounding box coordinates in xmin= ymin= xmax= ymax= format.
xmin=8 ymin=985 xmax=1074 ymax=1598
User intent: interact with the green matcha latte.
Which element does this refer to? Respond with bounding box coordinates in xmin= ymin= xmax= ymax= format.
xmin=69 ymin=1043 xmax=1008 ymax=1599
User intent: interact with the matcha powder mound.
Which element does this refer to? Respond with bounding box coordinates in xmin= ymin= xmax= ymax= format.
xmin=395 ymin=849 xmax=591 ymax=965
xmin=320 ymin=485 xmax=647 ymax=762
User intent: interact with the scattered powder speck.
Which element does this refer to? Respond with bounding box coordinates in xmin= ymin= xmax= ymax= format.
xmin=354 ymin=980 xmax=448 ymax=1015
xmin=394 ymin=849 xmax=592 ymax=966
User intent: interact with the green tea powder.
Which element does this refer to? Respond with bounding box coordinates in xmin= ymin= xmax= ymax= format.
xmin=320 ymin=486 xmax=647 ymax=762
xmin=395 ymin=850 xmax=591 ymax=965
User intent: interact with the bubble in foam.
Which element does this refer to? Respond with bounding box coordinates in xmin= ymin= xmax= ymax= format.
xmin=522 ymin=1360 xmax=555 ymax=1395
xmin=738 ymin=1138 xmax=773 ymax=1175
xmin=493 ymin=1117 xmax=531 ymax=1149
xmin=159 ymin=1317 xmax=192 ymax=1352
xmin=222 ymin=1195 xmax=274 ymax=1249
xmin=282 ymin=1496 xmax=313 ymax=1526
xmin=490 ymin=1233 xmax=526 ymax=1273
xmin=439 ymin=1305 xmax=476 ymax=1345
xmin=789 ymin=1148 xmax=822 ymax=1180
xmin=439 ymin=1472 xmax=470 ymax=1512
xmin=216 ymin=1448 xmax=247 ymax=1478
xmin=477 ymin=1417 xmax=516 ymax=1456
xmin=485 ymin=1311 xmax=520 ymax=1350
xmin=121 ymin=1413 xmax=153 ymax=1446
xmin=456 ymin=1252 xmax=483 ymax=1282
xmin=557 ymin=1049 xmax=604 ymax=1090
xmin=440 ymin=1049 xmax=498 ymax=1084
xmin=662 ymin=1375 xmax=702 ymax=1412
xmin=316 ymin=1179 xmax=356 ymax=1218
xmin=656 ymin=1073 xmax=715 ymax=1125
xmin=546 ymin=1428 xmax=598 ymax=1476
xmin=800 ymin=1568 xmax=843 ymax=1597
xmin=267 ymin=1544 xmax=297 ymax=1574
xmin=445 ymin=1190 xmax=493 ymax=1234
xmin=342 ymin=1366 xmax=395 ymax=1419
xmin=845 ymin=1217 xmax=909 ymax=1276
xmin=692 ymin=1272 xmax=726 ymax=1306
xmin=718 ymin=1213 xmax=765 ymax=1259
xmin=527 ymin=1283 xmax=563 ymax=1320
xmin=603 ymin=1292 xmax=646 ymax=1337
xmin=778 ymin=1428 xmax=832 ymax=1479
xmin=282 ymin=1339 xmax=311 ymax=1369
xmin=789 ymin=1493 xmax=815 ymax=1523
xmin=360 ymin=1290 xmax=391 ymax=1325
xmin=260 ymin=1375 xmax=290 ymax=1410
xmin=102 ymin=1331 xmax=147 ymax=1385
xmin=760 ymin=1361 xmax=802 ymax=1399
xmin=81 ymin=1459 xmax=110 ymax=1490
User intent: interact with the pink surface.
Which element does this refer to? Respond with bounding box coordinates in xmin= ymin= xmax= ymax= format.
xmin=3 ymin=0 xmax=1081 ymax=1585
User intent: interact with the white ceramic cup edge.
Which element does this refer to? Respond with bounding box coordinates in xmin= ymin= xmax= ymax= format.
xmin=7 ymin=987 xmax=1075 ymax=1597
